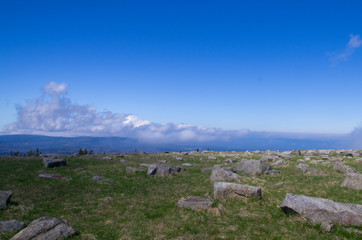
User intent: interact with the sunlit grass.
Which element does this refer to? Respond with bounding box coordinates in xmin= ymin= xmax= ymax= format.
xmin=0 ymin=152 xmax=361 ymax=239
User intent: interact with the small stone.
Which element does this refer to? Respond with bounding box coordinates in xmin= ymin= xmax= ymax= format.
xmin=182 ymin=163 xmax=192 ymax=167
xmin=275 ymin=182 xmax=284 ymax=187
xmin=92 ymin=176 xmax=104 ymax=181
xmin=140 ymin=163 xmax=151 ymax=168
xmin=321 ymin=222 xmax=334 ymax=233
xmin=266 ymin=169 xmax=281 ymax=175
xmin=208 ymin=156 xmax=217 ymax=160
xmin=176 ymin=157 xmax=183 ymax=161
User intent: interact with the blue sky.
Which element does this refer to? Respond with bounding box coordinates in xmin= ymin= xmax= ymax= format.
xmin=1 ymin=1 xmax=362 ymax=140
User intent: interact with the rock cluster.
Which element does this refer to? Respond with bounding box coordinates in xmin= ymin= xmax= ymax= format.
xmin=10 ymin=217 xmax=78 ymax=240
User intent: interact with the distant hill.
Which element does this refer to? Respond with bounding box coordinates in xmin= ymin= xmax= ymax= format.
xmin=0 ymin=133 xmax=351 ymax=156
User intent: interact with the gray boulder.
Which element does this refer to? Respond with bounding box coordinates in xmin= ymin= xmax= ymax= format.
xmin=177 ymin=196 xmax=213 ymax=211
xmin=241 ymin=151 xmax=253 ymax=158
xmin=225 ymin=158 xmax=236 ymax=164
xmin=320 ymin=161 xmax=331 ymax=166
xmin=260 ymin=154 xmax=280 ymax=162
xmin=296 ymin=163 xmax=310 ymax=173
xmin=210 ymin=168 xmax=241 ymax=182
xmin=126 ymin=167 xmax=145 ymax=173
xmin=208 ymin=156 xmax=217 ymax=160
xmin=280 ymin=193 xmax=362 ymax=226
xmin=272 ymin=159 xmax=286 ymax=167
xmin=291 ymin=150 xmax=302 ymax=156
xmin=345 ymin=150 xmax=360 ymax=157
xmin=214 ymin=182 xmax=262 ymax=199
xmin=0 ymin=190 xmax=12 ymax=210
xmin=147 ymin=164 xmax=181 ymax=176
xmin=233 ymin=160 xmax=272 ymax=176
xmin=341 ymin=173 xmax=362 ymax=190
xmin=333 ymin=162 xmax=358 ymax=173
xmin=10 ymin=217 xmax=78 ymax=240
xmin=0 ymin=220 xmax=24 ymax=233
xmin=329 ymin=157 xmax=343 ymax=162
xmin=305 ymin=168 xmax=319 ymax=175
xmin=42 ymin=158 xmax=66 ymax=168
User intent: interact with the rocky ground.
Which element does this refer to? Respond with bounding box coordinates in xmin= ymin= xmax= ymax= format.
xmin=0 ymin=149 xmax=361 ymax=239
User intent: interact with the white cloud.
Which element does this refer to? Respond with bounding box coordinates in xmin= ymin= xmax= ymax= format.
xmin=43 ymin=82 xmax=68 ymax=95
xmin=330 ymin=34 xmax=362 ymax=64
xmin=2 ymin=82 xmax=249 ymax=143
xmin=347 ymin=34 xmax=362 ymax=48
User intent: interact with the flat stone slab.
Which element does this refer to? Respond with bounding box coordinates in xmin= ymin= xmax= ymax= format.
xmin=0 ymin=190 xmax=12 ymax=210
xmin=38 ymin=173 xmax=66 ymax=180
xmin=182 ymin=163 xmax=192 ymax=167
xmin=177 ymin=196 xmax=213 ymax=211
xmin=341 ymin=173 xmax=362 ymax=190
xmin=92 ymin=176 xmax=114 ymax=182
xmin=214 ymin=182 xmax=262 ymax=199
xmin=10 ymin=217 xmax=78 ymax=240
xmin=126 ymin=167 xmax=145 ymax=173
xmin=202 ymin=167 xmax=233 ymax=172
xmin=210 ymin=168 xmax=241 ymax=182
xmin=42 ymin=158 xmax=66 ymax=168
xmin=280 ymin=193 xmax=362 ymax=226
xmin=0 ymin=220 xmax=24 ymax=233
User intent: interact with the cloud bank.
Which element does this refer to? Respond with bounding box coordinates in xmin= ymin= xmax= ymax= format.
xmin=330 ymin=34 xmax=362 ymax=64
xmin=2 ymin=82 xmax=248 ymax=143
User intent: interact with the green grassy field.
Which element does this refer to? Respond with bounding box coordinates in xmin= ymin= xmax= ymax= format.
xmin=0 ymin=152 xmax=361 ymax=239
